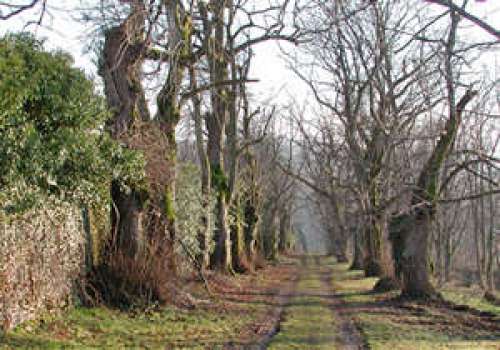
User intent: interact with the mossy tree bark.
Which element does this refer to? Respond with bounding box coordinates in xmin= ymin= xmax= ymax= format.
xmin=147 ymin=0 xmax=192 ymax=274
xmin=390 ymin=90 xmax=477 ymax=298
xmin=202 ymin=0 xmax=233 ymax=273
xmin=100 ymin=1 xmax=192 ymax=275
xmin=389 ymin=8 xmax=477 ymax=298
xmin=190 ymin=66 xmax=211 ymax=270
xmin=242 ymin=152 xmax=261 ymax=268
xmin=238 ymin=54 xmax=262 ymax=269
xmin=261 ymin=200 xmax=280 ymax=261
xmin=226 ymin=18 xmax=250 ymax=273
xmin=208 ymin=161 xmax=232 ymax=272
xmin=230 ymin=193 xmax=249 ymax=272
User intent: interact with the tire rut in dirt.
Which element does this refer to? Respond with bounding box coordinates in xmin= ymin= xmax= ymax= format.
xmin=223 ymin=269 xmax=300 ymax=350
xmin=319 ymin=261 xmax=369 ymax=350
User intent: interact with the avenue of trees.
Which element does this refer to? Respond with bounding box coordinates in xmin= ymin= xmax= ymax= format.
xmin=0 ymin=0 xmax=498 ymax=310
xmin=288 ymin=0 xmax=499 ymax=299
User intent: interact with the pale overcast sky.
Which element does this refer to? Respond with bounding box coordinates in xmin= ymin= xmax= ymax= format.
xmin=1 ymin=0 xmax=499 ymax=106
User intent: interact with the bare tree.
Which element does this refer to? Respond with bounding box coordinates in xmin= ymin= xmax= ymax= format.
xmin=426 ymin=0 xmax=500 ymax=39
xmin=0 ymin=0 xmax=47 ymax=23
xmin=191 ymin=0 xmax=304 ymax=273
xmin=291 ymin=0 xmax=443 ymax=282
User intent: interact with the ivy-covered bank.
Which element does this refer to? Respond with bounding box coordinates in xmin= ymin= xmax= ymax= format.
xmin=0 ymin=34 xmax=142 ymax=330
xmin=0 ymin=204 xmax=86 ymax=331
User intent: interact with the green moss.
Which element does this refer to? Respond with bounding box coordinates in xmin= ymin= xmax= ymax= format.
xmin=157 ymin=96 xmax=180 ymax=125
xmin=418 ymin=116 xmax=459 ymax=203
xmin=164 ymin=187 xmax=176 ymax=222
xmin=180 ymin=15 xmax=192 ymax=60
xmin=211 ymin=165 xmax=229 ymax=200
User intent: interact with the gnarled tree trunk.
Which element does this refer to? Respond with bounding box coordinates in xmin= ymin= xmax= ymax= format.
xmin=390 ymin=90 xmax=477 ymax=299
xmin=100 ymin=2 xmax=148 ymax=259
xmin=99 ymin=1 xmax=192 ymax=288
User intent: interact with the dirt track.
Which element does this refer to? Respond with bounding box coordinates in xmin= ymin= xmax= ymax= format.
xmin=225 ymin=256 xmax=366 ymax=350
xmin=223 ymin=255 xmax=500 ymax=350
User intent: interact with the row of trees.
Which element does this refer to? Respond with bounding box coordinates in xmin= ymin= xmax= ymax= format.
xmin=289 ymin=0 xmax=498 ymax=299
xmin=92 ymin=0 xmax=304 ymax=298
xmin=1 ymin=0 xmax=498 ymax=305
xmin=1 ymin=0 xmax=304 ymax=306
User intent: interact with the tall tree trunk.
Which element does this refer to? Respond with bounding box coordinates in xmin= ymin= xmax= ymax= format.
xmin=262 ymin=201 xmax=279 ymax=261
xmin=390 ymin=90 xmax=477 ymax=299
xmin=389 ymin=8 xmax=476 ymax=298
xmin=239 ymin=49 xmax=260 ymax=269
xmin=278 ymin=208 xmax=292 ymax=253
xmin=93 ymin=2 xmax=193 ymax=305
xmin=99 ymin=2 xmax=148 ymax=259
xmin=202 ymin=0 xmax=233 ymax=273
xmin=486 ymin=165 xmax=496 ymax=292
xmin=363 ymin=155 xmax=391 ymax=277
xmin=444 ymin=230 xmax=453 ymax=282
xmin=330 ymin=196 xmax=349 ymax=263
xmin=190 ymin=66 xmax=210 ymax=270
xmin=472 ymin=174 xmax=486 ymax=289
xmin=152 ymin=0 xmax=192 ymax=273
xmin=230 ymin=194 xmax=248 ymax=272
xmin=226 ymin=26 xmax=249 ymax=273
xmin=350 ymin=226 xmax=364 ymax=270
xmin=479 ymin=163 xmax=487 ymax=289
xmin=206 ymin=126 xmax=232 ymax=272
xmin=242 ymin=153 xmax=260 ymax=267
xmin=208 ymin=155 xmax=232 ymax=272
xmin=435 ymin=213 xmax=444 ymax=286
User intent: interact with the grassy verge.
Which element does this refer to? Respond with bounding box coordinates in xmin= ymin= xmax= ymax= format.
xmin=0 ymin=262 xmax=299 ymax=350
xmin=1 ymin=305 xmax=258 ymax=349
xmin=331 ymin=264 xmax=500 ymax=350
xmin=441 ymin=287 xmax=500 ymax=316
